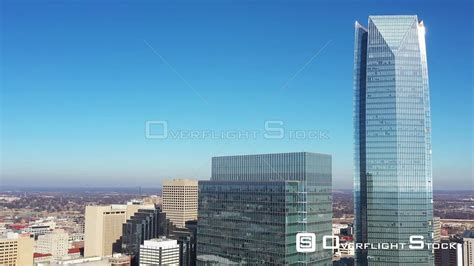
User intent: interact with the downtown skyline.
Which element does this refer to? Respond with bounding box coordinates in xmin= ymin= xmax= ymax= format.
xmin=1 ymin=1 xmax=473 ymax=190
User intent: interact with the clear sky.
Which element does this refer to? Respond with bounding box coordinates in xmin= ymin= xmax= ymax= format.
xmin=1 ymin=0 xmax=472 ymax=189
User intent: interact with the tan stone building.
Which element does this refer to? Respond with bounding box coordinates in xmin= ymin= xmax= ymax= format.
xmin=35 ymin=229 xmax=69 ymax=259
xmin=464 ymin=236 xmax=474 ymax=266
xmin=0 ymin=233 xmax=34 ymax=266
xmin=162 ymin=179 xmax=198 ymax=228
xmin=84 ymin=203 xmax=154 ymax=257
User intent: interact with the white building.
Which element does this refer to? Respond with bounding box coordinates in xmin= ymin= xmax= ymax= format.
xmin=35 ymin=229 xmax=69 ymax=259
xmin=26 ymin=224 xmax=55 ymax=237
xmin=139 ymin=238 xmax=180 ymax=266
xmin=28 ymin=218 xmax=56 ymax=231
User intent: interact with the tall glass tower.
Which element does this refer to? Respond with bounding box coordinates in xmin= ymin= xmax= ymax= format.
xmin=353 ymin=15 xmax=433 ymax=265
xmin=197 ymin=152 xmax=332 ymax=265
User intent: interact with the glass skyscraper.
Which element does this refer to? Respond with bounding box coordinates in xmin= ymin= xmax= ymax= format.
xmin=353 ymin=15 xmax=433 ymax=265
xmin=197 ymin=152 xmax=332 ymax=265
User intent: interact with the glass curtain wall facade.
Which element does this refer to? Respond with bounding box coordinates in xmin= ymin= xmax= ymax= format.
xmin=197 ymin=152 xmax=332 ymax=265
xmin=353 ymin=15 xmax=433 ymax=265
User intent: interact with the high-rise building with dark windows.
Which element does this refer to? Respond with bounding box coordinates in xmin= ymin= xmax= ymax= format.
xmin=353 ymin=15 xmax=433 ymax=265
xmin=197 ymin=152 xmax=332 ymax=265
xmin=121 ymin=207 xmax=169 ymax=265
xmin=168 ymin=220 xmax=197 ymax=266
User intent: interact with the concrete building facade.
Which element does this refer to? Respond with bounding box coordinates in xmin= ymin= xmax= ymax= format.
xmin=84 ymin=203 xmax=154 ymax=257
xmin=139 ymin=238 xmax=180 ymax=266
xmin=162 ymin=179 xmax=198 ymax=228
xmin=0 ymin=233 xmax=34 ymax=266
xmin=35 ymin=229 xmax=69 ymax=259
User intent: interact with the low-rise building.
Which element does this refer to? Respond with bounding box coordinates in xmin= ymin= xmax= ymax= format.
xmin=35 ymin=229 xmax=69 ymax=259
xmin=34 ymin=252 xmax=53 ymax=265
xmin=139 ymin=238 xmax=180 ymax=265
xmin=53 ymin=254 xmax=130 ymax=265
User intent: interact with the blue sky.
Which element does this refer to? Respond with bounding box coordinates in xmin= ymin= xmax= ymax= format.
xmin=1 ymin=0 xmax=472 ymax=189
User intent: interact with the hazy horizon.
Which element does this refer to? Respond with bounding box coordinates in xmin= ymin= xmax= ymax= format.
xmin=1 ymin=1 xmax=473 ymax=190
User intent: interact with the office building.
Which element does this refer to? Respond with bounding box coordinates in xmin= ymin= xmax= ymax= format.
xmin=434 ymin=236 xmax=462 ymax=266
xmin=464 ymin=238 xmax=474 ymax=266
xmin=121 ymin=207 xmax=169 ymax=265
xmin=0 ymin=233 xmax=34 ymax=266
xmin=162 ymin=179 xmax=198 ymax=228
xmin=353 ymin=15 xmax=433 ymax=265
xmin=184 ymin=220 xmax=197 ymax=266
xmin=168 ymin=220 xmax=197 ymax=266
xmin=26 ymin=224 xmax=55 ymax=238
xmin=84 ymin=202 xmax=154 ymax=257
xmin=463 ymin=230 xmax=474 ymax=266
xmin=197 ymin=152 xmax=332 ymax=265
xmin=139 ymin=238 xmax=180 ymax=265
xmin=35 ymin=229 xmax=69 ymax=259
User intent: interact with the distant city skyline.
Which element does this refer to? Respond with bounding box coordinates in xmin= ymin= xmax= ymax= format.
xmin=1 ymin=1 xmax=473 ymax=190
